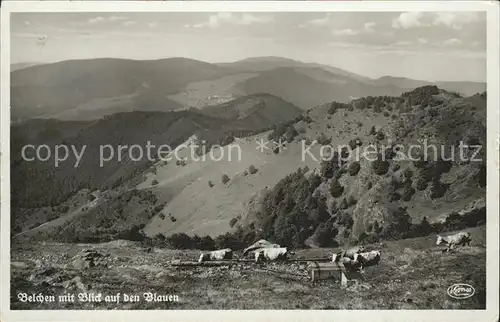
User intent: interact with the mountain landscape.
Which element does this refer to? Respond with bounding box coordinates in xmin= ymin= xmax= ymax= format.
xmin=9 ymin=56 xmax=488 ymax=310
xmin=11 ymin=57 xmax=485 ymax=122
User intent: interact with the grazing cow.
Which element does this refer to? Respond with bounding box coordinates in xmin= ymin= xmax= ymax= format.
xmin=436 ymin=231 xmax=471 ymax=252
xmin=243 ymin=239 xmax=280 ymax=257
xmin=353 ymin=250 xmax=381 ymax=270
xmin=255 ymin=247 xmax=291 ymax=263
xmin=198 ymin=248 xmax=233 ymax=262
xmin=332 ymin=245 xmax=366 ymax=263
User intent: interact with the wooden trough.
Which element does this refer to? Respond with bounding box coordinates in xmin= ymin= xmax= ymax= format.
xmin=307 ymin=261 xmax=363 ymax=288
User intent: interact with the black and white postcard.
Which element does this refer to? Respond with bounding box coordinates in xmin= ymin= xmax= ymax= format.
xmin=1 ymin=1 xmax=498 ymax=322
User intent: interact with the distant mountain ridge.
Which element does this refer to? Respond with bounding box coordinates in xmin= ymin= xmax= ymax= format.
xmin=11 ymin=56 xmax=485 ymax=122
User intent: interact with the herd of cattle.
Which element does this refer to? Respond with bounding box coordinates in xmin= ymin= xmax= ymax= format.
xmin=196 ymin=231 xmax=472 ymax=273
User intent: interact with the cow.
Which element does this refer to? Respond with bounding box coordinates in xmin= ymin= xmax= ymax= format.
xmin=436 ymin=231 xmax=471 ymax=252
xmin=242 ymin=239 xmax=280 ymax=257
xmin=198 ymin=248 xmax=233 ymax=262
xmin=254 ymin=247 xmax=291 ymax=263
xmin=332 ymin=245 xmax=366 ymax=263
xmin=353 ymin=250 xmax=381 ymax=270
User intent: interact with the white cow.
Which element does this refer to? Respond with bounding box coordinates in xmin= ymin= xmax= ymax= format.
xmin=353 ymin=250 xmax=381 ymax=270
xmin=254 ymin=247 xmax=290 ymax=263
xmin=243 ymin=239 xmax=281 ymax=257
xmin=332 ymin=245 xmax=366 ymax=263
xmin=436 ymin=231 xmax=471 ymax=252
xmin=198 ymin=248 xmax=233 ymax=262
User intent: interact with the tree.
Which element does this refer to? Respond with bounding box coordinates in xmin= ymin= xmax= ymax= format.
xmin=330 ymin=179 xmax=344 ymax=198
xmin=348 ymin=161 xmax=361 ymax=176
xmin=402 ymin=185 xmax=416 ymax=201
xmin=248 ymin=165 xmax=258 ymax=175
xmin=372 ymin=155 xmax=389 ymax=175
xmin=221 ymin=174 xmax=230 ymax=184
xmin=313 ymin=222 xmax=339 ymax=247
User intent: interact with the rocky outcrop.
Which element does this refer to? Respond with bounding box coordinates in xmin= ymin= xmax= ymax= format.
xmin=69 ymin=249 xmax=110 ymax=270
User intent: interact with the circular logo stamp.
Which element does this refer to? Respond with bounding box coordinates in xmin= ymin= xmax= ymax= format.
xmin=447 ymin=283 xmax=475 ymax=299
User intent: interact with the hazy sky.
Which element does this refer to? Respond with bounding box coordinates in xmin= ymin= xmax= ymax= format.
xmin=11 ymin=12 xmax=486 ymax=82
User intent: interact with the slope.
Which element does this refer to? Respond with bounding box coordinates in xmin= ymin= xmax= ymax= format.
xmin=236 ymin=67 xmax=405 ymax=109
xmin=10 ymin=57 xmax=234 ymax=121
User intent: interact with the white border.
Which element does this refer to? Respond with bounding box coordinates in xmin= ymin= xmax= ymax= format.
xmin=1 ymin=2 xmax=499 ymax=322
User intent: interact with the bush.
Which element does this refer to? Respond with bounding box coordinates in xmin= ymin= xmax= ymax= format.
xmin=285 ymin=126 xmax=299 ymax=143
xmin=380 ymin=207 xmax=412 ymax=240
xmin=199 ymin=236 xmax=215 ymax=250
xmin=388 ymin=192 xmax=401 ymax=202
xmin=312 ymin=222 xmax=339 ymax=247
xmin=416 ymin=178 xmax=428 ymax=190
xmin=330 ymin=179 xmax=344 ymax=198
xmin=165 ymin=233 xmax=194 ymax=249
xmin=375 ymin=131 xmax=385 ymax=141
xmin=404 ymin=168 xmax=414 ymax=179
xmin=430 ymin=179 xmax=449 ymax=199
xmin=369 ymin=126 xmax=377 ymax=135
xmin=339 ymin=198 xmax=348 ymax=210
xmin=383 ymin=111 xmax=390 ymax=117
xmin=402 ymin=185 xmax=416 ymax=201
xmin=151 ymin=179 xmax=159 ymax=186
xmin=372 ymin=155 xmax=389 ymax=175
xmin=338 ymin=212 xmax=353 ymax=228
xmin=221 ymin=174 xmax=230 ymax=184
xmin=392 ymin=163 xmax=401 ymax=172
xmin=208 ymin=181 xmax=214 ymax=188
xmin=308 ymin=174 xmax=322 ymax=193
xmin=229 ymin=217 xmax=238 ymax=228
xmin=348 ymin=162 xmax=361 ymax=176
xmin=316 ymin=133 xmax=331 ymax=145
xmin=248 ymin=165 xmax=258 ymax=175
xmin=347 ymin=195 xmax=357 ymax=206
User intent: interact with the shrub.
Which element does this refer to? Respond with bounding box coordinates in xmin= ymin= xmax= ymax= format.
xmin=208 ymin=181 xmax=214 ymax=188
xmin=221 ymin=174 xmax=230 ymax=184
xmin=404 ymin=168 xmax=414 ymax=179
xmin=383 ymin=111 xmax=390 ymax=117
xmin=165 ymin=233 xmax=194 ymax=249
xmin=348 ymin=162 xmax=361 ymax=176
xmin=308 ymin=174 xmax=322 ymax=192
xmin=151 ymin=179 xmax=159 ymax=186
xmin=430 ymin=179 xmax=449 ymax=199
xmin=372 ymin=155 xmax=390 ymax=175
xmin=339 ymin=198 xmax=348 ymax=210
xmin=248 ymin=165 xmax=258 ymax=175
xmin=313 ymin=222 xmax=339 ymax=247
xmin=375 ymin=131 xmax=385 ymax=141
xmin=316 ymin=133 xmax=331 ymax=145
xmin=402 ymin=185 xmax=416 ymax=201
xmin=229 ymin=217 xmax=238 ymax=228
xmin=199 ymin=236 xmax=215 ymax=250
xmin=347 ymin=195 xmax=357 ymax=206
xmin=285 ymin=126 xmax=299 ymax=143
xmin=338 ymin=212 xmax=353 ymax=228
xmin=380 ymin=207 xmax=412 ymax=240
xmin=170 ymin=216 xmax=177 ymax=222
xmin=330 ymin=179 xmax=344 ymax=198
xmin=388 ymin=192 xmax=401 ymax=202
xmin=416 ymin=178 xmax=428 ymax=190
xmin=369 ymin=126 xmax=377 ymax=135
xmin=392 ymin=163 xmax=401 ymax=172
